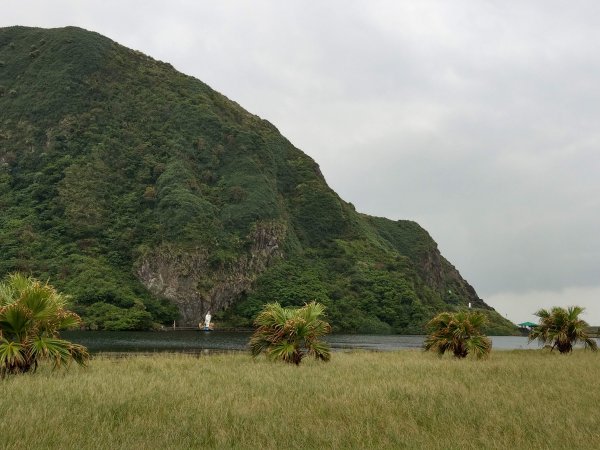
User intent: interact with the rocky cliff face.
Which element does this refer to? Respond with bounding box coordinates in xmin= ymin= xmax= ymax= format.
xmin=419 ymin=246 xmax=488 ymax=309
xmin=137 ymin=222 xmax=285 ymax=325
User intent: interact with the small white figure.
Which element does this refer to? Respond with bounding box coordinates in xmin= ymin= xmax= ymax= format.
xmin=204 ymin=311 xmax=212 ymax=330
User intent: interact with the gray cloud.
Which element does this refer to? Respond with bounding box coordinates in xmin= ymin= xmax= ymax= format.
xmin=3 ymin=0 xmax=599 ymax=322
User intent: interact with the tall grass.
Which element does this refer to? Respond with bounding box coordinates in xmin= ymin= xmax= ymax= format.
xmin=1 ymin=350 xmax=598 ymax=449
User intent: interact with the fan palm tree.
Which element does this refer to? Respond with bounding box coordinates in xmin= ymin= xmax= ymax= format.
xmin=0 ymin=273 xmax=89 ymax=377
xmin=249 ymin=301 xmax=331 ymax=365
xmin=528 ymin=306 xmax=598 ymax=353
xmin=424 ymin=310 xmax=492 ymax=359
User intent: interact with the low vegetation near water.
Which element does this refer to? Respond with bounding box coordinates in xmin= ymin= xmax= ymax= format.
xmin=529 ymin=306 xmax=598 ymax=353
xmin=250 ymin=301 xmax=331 ymax=364
xmin=0 ymin=273 xmax=89 ymax=377
xmin=424 ymin=310 xmax=492 ymax=359
xmin=1 ymin=351 xmax=598 ymax=449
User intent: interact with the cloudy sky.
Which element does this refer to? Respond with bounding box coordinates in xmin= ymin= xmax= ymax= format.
xmin=3 ymin=1 xmax=599 ymax=324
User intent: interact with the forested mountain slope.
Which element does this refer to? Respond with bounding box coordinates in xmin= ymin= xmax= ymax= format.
xmin=0 ymin=26 xmax=515 ymax=334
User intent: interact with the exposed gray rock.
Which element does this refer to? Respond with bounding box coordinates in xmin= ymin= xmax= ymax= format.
xmin=136 ymin=222 xmax=285 ymax=325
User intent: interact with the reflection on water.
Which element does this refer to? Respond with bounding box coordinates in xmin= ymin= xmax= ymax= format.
xmin=328 ymin=334 xmax=425 ymax=351
xmin=61 ymin=330 xmax=251 ymax=353
xmin=61 ymin=330 xmax=544 ymax=354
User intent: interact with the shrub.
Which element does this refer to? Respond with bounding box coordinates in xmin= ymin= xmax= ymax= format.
xmin=529 ymin=306 xmax=598 ymax=353
xmin=424 ymin=310 xmax=492 ymax=359
xmin=0 ymin=273 xmax=89 ymax=377
xmin=250 ymin=302 xmax=331 ymax=365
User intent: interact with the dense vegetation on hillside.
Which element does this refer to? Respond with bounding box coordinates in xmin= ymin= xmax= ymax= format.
xmin=0 ymin=26 xmax=515 ymax=334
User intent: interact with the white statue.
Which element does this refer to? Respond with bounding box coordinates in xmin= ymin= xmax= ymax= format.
xmin=204 ymin=311 xmax=212 ymax=330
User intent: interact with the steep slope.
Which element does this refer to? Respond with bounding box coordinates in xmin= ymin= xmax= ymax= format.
xmin=0 ymin=26 xmax=515 ymax=334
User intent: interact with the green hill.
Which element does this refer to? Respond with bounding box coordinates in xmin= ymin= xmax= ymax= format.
xmin=0 ymin=26 xmax=515 ymax=334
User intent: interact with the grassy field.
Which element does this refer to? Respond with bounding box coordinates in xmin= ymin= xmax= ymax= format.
xmin=1 ymin=350 xmax=598 ymax=449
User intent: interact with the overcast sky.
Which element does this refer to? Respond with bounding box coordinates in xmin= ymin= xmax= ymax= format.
xmin=3 ymin=1 xmax=599 ymax=324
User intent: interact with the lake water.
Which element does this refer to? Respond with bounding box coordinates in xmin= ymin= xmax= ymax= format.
xmin=61 ymin=330 xmax=543 ymax=354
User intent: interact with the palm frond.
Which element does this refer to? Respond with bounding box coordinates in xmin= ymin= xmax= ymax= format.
xmin=0 ymin=304 xmax=32 ymax=341
xmin=465 ymin=336 xmax=492 ymax=359
xmin=0 ymin=283 xmax=16 ymax=307
xmin=56 ymin=311 xmax=82 ymax=330
xmin=305 ymin=339 xmax=331 ymax=362
xmin=28 ymin=336 xmax=89 ymax=369
xmin=582 ymin=337 xmax=598 ymax=351
xmin=0 ymin=339 xmax=24 ymax=364
xmin=67 ymin=343 xmax=90 ymax=366
xmin=249 ymin=332 xmax=274 ymax=358
xmin=268 ymin=340 xmax=301 ymax=364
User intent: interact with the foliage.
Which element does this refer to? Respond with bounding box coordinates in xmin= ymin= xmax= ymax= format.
xmin=528 ymin=306 xmax=598 ymax=353
xmin=0 ymin=273 xmax=89 ymax=377
xmin=79 ymin=302 xmax=154 ymax=331
xmin=250 ymin=302 xmax=331 ymax=365
xmin=424 ymin=310 xmax=492 ymax=359
xmin=0 ymin=26 xmax=516 ymax=334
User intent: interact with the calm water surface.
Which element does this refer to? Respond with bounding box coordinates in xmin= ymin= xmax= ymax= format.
xmin=61 ymin=330 xmax=541 ymax=354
